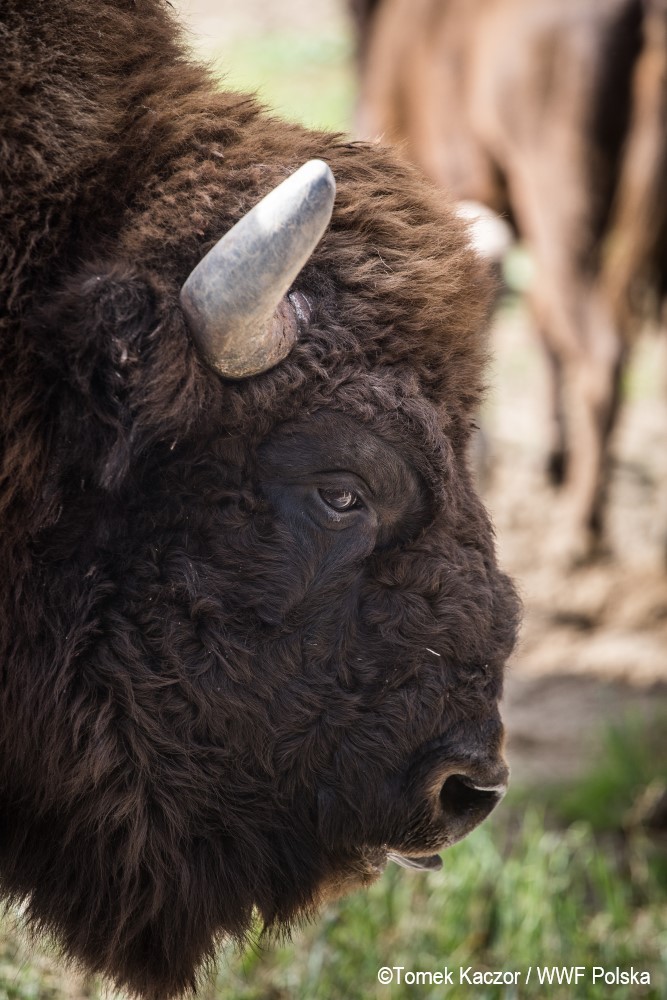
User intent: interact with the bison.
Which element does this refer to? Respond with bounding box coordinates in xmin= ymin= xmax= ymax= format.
xmin=353 ymin=0 xmax=667 ymax=560
xmin=0 ymin=1 xmax=519 ymax=996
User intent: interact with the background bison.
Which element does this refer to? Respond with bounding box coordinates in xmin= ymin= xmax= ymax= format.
xmin=353 ymin=0 xmax=667 ymax=561
xmin=0 ymin=0 xmax=519 ymax=996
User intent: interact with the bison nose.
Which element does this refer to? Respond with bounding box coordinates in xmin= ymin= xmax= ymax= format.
xmin=438 ymin=771 xmax=507 ymax=841
xmin=423 ymin=753 xmax=509 ymax=847
xmin=387 ymin=758 xmax=508 ymax=871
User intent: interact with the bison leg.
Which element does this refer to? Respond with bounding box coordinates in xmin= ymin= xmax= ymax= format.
xmin=565 ymin=304 xmax=627 ymax=558
xmin=543 ymin=337 xmax=569 ymax=487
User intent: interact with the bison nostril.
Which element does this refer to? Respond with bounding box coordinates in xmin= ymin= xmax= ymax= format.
xmin=439 ymin=773 xmax=505 ymax=825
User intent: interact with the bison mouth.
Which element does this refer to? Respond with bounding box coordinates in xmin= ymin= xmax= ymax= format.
xmin=387 ymin=851 xmax=443 ymax=871
xmin=317 ymin=743 xmax=509 ymax=901
xmin=320 ymin=847 xmax=440 ymax=905
xmin=315 ymin=767 xmax=507 ymax=907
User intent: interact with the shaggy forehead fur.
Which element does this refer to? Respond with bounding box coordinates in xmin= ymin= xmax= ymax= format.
xmin=0 ymin=2 xmax=517 ymax=999
xmin=1 ymin=0 xmax=491 ymax=498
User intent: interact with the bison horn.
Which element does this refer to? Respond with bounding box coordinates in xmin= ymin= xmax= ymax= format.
xmin=180 ymin=159 xmax=336 ymax=378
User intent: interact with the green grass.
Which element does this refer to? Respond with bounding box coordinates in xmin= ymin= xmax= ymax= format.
xmin=551 ymin=714 xmax=667 ymax=831
xmin=2 ymin=715 xmax=666 ymax=1000
xmin=208 ymin=812 xmax=665 ymax=1000
xmin=0 ymin=917 xmax=89 ymax=1000
xmin=211 ymin=32 xmax=356 ymax=132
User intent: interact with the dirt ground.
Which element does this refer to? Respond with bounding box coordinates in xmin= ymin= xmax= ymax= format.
xmin=173 ymin=0 xmax=667 ymax=787
xmin=485 ymin=309 xmax=667 ymax=783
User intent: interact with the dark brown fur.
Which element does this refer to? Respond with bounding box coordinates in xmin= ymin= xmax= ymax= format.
xmin=0 ymin=2 xmax=519 ymax=996
xmin=353 ymin=0 xmax=667 ymax=557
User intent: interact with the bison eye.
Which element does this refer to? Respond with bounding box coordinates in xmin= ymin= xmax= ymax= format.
xmin=318 ymin=488 xmax=362 ymax=512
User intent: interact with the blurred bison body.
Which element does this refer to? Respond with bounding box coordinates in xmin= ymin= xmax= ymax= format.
xmin=0 ymin=1 xmax=519 ymax=996
xmin=355 ymin=0 xmax=667 ymax=557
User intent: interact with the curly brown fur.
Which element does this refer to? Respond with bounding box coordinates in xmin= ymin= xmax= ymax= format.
xmin=0 ymin=2 xmax=519 ymax=997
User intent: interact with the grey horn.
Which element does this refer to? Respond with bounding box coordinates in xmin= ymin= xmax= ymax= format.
xmin=180 ymin=159 xmax=336 ymax=378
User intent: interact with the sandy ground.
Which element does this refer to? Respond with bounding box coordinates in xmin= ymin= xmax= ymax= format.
xmin=172 ymin=0 xmax=667 ymax=786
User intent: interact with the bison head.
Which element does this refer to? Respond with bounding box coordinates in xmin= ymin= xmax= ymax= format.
xmin=1 ymin=151 xmax=519 ymax=998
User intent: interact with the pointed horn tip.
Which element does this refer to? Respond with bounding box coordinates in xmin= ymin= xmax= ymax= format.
xmin=300 ymin=158 xmax=336 ymax=191
xmin=291 ymin=159 xmax=336 ymax=214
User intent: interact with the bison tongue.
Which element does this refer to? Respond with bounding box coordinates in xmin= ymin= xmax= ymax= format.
xmin=387 ymin=852 xmax=443 ymax=872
